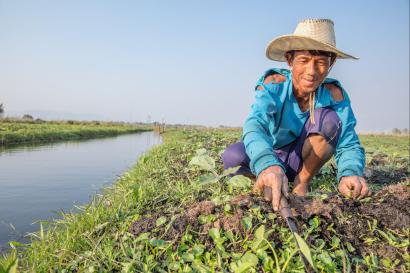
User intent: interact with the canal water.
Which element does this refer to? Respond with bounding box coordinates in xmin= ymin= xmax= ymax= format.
xmin=0 ymin=132 xmax=162 ymax=251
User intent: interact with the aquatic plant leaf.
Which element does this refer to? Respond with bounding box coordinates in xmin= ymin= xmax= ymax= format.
xmin=192 ymin=260 xmax=211 ymax=273
xmin=135 ymin=232 xmax=150 ymax=242
xmin=318 ymin=251 xmax=333 ymax=266
xmin=221 ymin=166 xmax=241 ymax=176
xmin=251 ymin=225 xmax=266 ymax=251
xmin=192 ymin=244 xmax=205 ymax=256
xmin=254 ymin=225 xmax=265 ymax=240
xmin=242 ymin=217 xmax=253 ymax=231
xmin=198 ymin=214 xmax=217 ymax=224
xmin=189 ymin=155 xmax=215 ymax=172
xmin=231 ymin=252 xmax=259 ymax=273
xmin=227 ymin=175 xmax=251 ymax=189
xmin=331 ymin=235 xmax=340 ymax=248
xmin=345 ymin=242 xmax=355 ymax=252
xmin=197 ymin=174 xmax=218 ymax=185
xmin=294 ymin=232 xmax=316 ymax=270
xmin=196 ymin=148 xmax=207 ymax=156
xmin=208 ymin=228 xmax=220 ymax=240
xmin=155 ymin=216 xmax=167 ymax=227
xmin=182 ymin=253 xmax=195 ymax=262
xmin=149 ymin=238 xmax=166 ymax=247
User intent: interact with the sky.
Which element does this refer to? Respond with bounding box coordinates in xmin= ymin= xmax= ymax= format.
xmin=0 ymin=0 xmax=409 ymax=132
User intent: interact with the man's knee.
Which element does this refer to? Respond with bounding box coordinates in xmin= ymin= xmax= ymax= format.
xmin=309 ymin=108 xmax=341 ymax=146
xmin=221 ymin=142 xmax=249 ymax=169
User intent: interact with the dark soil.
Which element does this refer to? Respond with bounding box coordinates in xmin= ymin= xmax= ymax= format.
xmin=367 ymin=168 xmax=409 ymax=185
xmin=129 ymin=194 xmax=285 ymax=249
xmin=365 ymin=153 xmax=409 ymax=185
xmin=129 ymin=182 xmax=410 ymax=269
xmin=290 ymin=183 xmax=410 ymax=261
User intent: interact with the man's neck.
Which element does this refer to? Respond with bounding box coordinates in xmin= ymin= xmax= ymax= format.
xmin=293 ymin=85 xmax=313 ymax=100
xmin=293 ymin=84 xmax=315 ymax=112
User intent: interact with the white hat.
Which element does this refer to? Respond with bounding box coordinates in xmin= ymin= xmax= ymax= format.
xmin=266 ymin=18 xmax=359 ymax=62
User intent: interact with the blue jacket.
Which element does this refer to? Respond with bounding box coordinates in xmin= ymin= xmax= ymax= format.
xmin=242 ymin=68 xmax=365 ymax=182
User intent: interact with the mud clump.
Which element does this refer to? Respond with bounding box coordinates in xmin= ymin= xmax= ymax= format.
xmin=186 ymin=200 xmax=216 ymax=222
xmin=289 ymin=195 xmax=335 ymax=219
xmin=129 ymin=195 xmax=279 ymax=246
xmin=128 ymin=216 xmax=156 ymax=236
xmin=289 ymin=183 xmax=410 ymax=230
xmin=289 ymin=183 xmax=410 ymax=262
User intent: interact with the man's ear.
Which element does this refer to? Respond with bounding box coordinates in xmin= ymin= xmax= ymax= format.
xmin=285 ymin=52 xmax=293 ymax=67
xmin=330 ymin=56 xmax=337 ymax=67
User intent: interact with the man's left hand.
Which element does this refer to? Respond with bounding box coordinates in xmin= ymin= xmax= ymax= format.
xmin=338 ymin=176 xmax=371 ymax=199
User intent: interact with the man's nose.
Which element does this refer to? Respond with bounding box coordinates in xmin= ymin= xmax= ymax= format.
xmin=305 ymin=60 xmax=316 ymax=76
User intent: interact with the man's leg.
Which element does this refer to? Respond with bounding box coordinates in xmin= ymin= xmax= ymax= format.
xmin=221 ymin=142 xmax=254 ymax=176
xmin=292 ymin=108 xmax=342 ymax=195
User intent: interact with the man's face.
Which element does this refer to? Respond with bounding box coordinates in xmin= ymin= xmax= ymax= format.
xmin=287 ymin=51 xmax=333 ymax=94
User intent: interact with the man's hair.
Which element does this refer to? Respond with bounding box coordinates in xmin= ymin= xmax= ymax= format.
xmin=285 ymin=50 xmax=337 ymax=64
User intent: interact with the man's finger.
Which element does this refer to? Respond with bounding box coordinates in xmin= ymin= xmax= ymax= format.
xmin=271 ymin=178 xmax=282 ymax=211
xmin=339 ymin=182 xmax=351 ymax=198
xmin=253 ymin=177 xmax=263 ymax=193
xmin=264 ymin=186 xmax=272 ymax=201
xmin=367 ymin=189 xmax=372 ymax=197
xmin=359 ymin=181 xmax=369 ymax=198
xmin=281 ymin=176 xmax=289 ymax=199
xmin=351 ymin=180 xmax=362 ymax=199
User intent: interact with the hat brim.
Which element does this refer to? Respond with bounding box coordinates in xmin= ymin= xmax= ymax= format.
xmin=266 ymin=35 xmax=359 ymax=62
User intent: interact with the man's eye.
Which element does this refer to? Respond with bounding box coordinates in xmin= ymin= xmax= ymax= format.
xmin=317 ymin=60 xmax=329 ymax=66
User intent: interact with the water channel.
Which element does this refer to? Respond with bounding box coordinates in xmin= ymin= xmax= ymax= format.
xmin=0 ymin=131 xmax=162 ymax=251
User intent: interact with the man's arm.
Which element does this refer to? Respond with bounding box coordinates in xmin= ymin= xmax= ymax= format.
xmin=242 ymin=73 xmax=286 ymax=176
xmin=243 ymin=72 xmax=288 ymax=210
xmin=326 ymin=83 xmax=370 ymax=198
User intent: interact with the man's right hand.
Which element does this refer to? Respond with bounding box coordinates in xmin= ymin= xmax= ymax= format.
xmin=253 ymin=165 xmax=289 ymax=211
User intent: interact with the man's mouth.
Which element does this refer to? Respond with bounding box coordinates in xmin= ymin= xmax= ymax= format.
xmin=303 ymin=78 xmax=316 ymax=85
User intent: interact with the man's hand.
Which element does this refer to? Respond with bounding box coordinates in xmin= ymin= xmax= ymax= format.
xmin=338 ymin=176 xmax=371 ymax=199
xmin=253 ymin=166 xmax=288 ymax=211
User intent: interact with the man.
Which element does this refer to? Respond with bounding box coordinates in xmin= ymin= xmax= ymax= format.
xmin=222 ymin=19 xmax=370 ymax=211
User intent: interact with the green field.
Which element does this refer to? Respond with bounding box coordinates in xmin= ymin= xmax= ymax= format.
xmin=0 ymin=120 xmax=151 ymax=146
xmin=1 ymin=129 xmax=409 ymax=272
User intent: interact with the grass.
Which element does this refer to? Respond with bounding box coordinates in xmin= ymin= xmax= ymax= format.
xmin=0 ymin=129 xmax=409 ymax=272
xmin=0 ymin=120 xmax=151 ymax=146
xmin=359 ymin=134 xmax=409 ymax=159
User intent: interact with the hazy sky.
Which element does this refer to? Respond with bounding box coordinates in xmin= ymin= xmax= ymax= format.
xmin=1 ymin=0 xmax=409 ymax=132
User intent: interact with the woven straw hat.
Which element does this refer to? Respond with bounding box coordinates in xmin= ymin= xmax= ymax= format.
xmin=266 ymin=18 xmax=358 ymax=62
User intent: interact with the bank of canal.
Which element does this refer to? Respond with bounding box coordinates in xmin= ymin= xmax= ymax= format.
xmin=0 ymin=131 xmax=162 ymax=251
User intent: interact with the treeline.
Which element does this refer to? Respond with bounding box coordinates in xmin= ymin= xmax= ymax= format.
xmin=0 ymin=120 xmax=152 ymax=146
xmin=0 ymin=116 xmax=148 ymax=127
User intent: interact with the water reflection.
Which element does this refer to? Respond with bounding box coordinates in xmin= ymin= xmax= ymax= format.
xmin=0 ymin=132 xmax=161 ymax=251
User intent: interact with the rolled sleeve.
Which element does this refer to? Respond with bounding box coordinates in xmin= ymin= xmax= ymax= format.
xmin=242 ymin=88 xmax=285 ymax=176
xmin=332 ymin=88 xmax=365 ymax=182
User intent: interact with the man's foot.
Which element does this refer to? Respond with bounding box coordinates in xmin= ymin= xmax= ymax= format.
xmin=292 ymin=176 xmax=309 ymax=196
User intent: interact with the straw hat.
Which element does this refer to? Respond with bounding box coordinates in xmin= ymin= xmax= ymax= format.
xmin=266 ymin=18 xmax=358 ymax=62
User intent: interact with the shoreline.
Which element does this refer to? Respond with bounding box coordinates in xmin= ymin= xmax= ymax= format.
xmin=0 ymin=121 xmax=152 ymax=147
